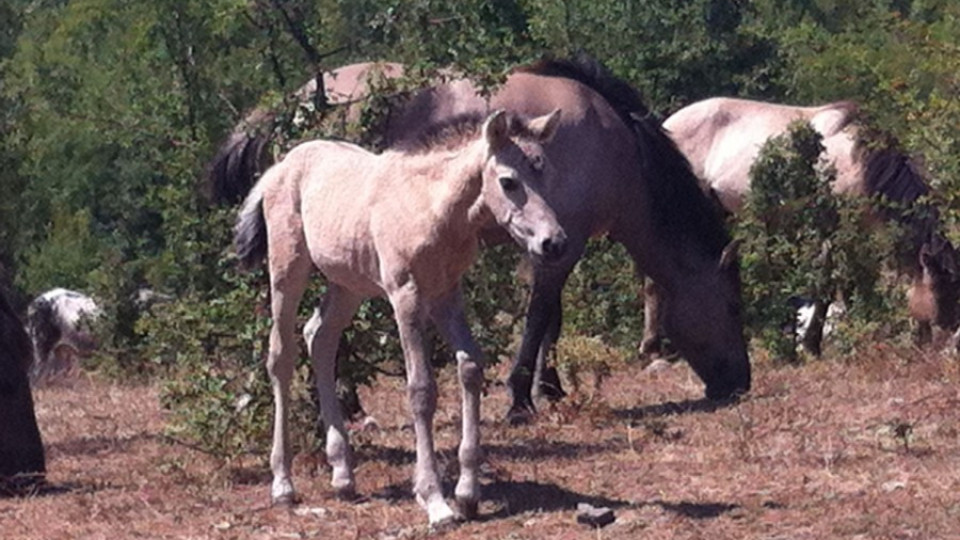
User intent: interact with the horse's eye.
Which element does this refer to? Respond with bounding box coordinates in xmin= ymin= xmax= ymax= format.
xmin=499 ymin=176 xmax=519 ymax=192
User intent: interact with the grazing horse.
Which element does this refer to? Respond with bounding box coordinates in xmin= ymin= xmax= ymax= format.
xmin=26 ymin=288 xmax=101 ymax=382
xmin=235 ymin=109 xmax=567 ymax=525
xmin=649 ymin=97 xmax=960 ymax=349
xmin=0 ymin=288 xmax=46 ymax=492
xmin=210 ymin=57 xmax=752 ymax=422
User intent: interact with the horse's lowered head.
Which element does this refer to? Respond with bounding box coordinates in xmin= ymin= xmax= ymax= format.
xmin=477 ymin=109 xmax=567 ymax=263
xmin=659 ymin=239 xmax=751 ymax=400
xmin=916 ymin=232 xmax=960 ymax=331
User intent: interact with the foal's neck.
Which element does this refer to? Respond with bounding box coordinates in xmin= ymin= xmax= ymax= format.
xmin=428 ymin=141 xmax=488 ymax=231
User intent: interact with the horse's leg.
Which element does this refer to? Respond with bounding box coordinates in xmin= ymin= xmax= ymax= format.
xmin=507 ymin=257 xmax=577 ymax=424
xmin=534 ymin=294 xmax=565 ymax=401
xmin=916 ymin=320 xmax=933 ymax=346
xmin=303 ymin=283 xmax=363 ymax=499
xmin=430 ymin=287 xmax=484 ymax=520
xmin=799 ymin=299 xmax=828 ymax=357
xmin=266 ymin=234 xmax=314 ymax=506
xmin=640 ymin=277 xmax=665 ymax=355
xmin=389 ymin=284 xmax=456 ymax=526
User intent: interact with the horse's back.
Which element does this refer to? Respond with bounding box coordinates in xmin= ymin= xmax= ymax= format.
xmin=665 ymin=97 xmax=863 ymax=209
xmin=320 ymin=62 xmax=405 ymax=105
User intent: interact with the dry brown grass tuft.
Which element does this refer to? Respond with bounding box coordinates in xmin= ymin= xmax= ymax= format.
xmin=3 ymin=348 xmax=960 ymax=539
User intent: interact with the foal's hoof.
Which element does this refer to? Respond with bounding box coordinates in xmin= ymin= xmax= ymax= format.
xmin=271 ymin=493 xmax=299 ymax=507
xmin=429 ymin=513 xmax=463 ymax=533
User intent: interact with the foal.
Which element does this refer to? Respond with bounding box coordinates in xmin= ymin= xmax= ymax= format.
xmin=235 ymin=109 xmax=566 ymax=525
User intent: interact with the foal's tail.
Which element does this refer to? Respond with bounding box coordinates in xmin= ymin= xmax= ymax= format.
xmin=234 ymin=178 xmax=269 ymax=270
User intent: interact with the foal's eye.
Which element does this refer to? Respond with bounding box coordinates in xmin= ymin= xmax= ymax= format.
xmin=499 ymin=176 xmax=519 ymax=192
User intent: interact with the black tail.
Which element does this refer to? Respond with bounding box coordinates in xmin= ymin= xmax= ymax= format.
xmin=234 ymin=186 xmax=268 ymax=270
xmin=206 ymin=106 xmax=276 ymax=206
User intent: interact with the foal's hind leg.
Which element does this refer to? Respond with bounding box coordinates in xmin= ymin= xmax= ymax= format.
xmin=430 ymin=287 xmax=484 ymax=519
xmin=266 ymin=248 xmax=314 ymax=505
xmin=303 ymin=284 xmax=363 ymax=499
xmin=389 ymin=283 xmax=457 ymax=527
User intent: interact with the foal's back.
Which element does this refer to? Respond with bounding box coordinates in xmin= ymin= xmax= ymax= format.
xmin=265 ymin=138 xmax=483 ymax=299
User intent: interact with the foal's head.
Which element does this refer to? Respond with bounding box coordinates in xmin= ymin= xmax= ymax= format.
xmin=478 ymin=109 xmax=567 ymax=263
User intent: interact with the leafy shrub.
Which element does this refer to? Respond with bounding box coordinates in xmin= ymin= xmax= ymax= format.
xmin=735 ymin=121 xmax=896 ymax=362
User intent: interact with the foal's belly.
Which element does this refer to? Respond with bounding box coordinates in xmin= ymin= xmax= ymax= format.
xmin=310 ymin=244 xmax=384 ymax=298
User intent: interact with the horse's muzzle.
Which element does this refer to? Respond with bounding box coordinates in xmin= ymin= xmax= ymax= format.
xmin=540 ymin=234 xmax=567 ymax=263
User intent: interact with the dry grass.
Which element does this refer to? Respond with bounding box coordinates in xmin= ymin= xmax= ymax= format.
xmin=3 ymin=346 xmax=960 ymax=539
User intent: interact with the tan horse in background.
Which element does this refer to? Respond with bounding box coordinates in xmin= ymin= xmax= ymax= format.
xmin=646 ymin=97 xmax=960 ymax=351
xmin=212 ymin=56 xmax=753 ymax=423
xmin=235 ymin=109 xmax=566 ymax=526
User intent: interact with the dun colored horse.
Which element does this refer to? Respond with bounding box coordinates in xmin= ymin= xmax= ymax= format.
xmin=649 ymin=97 xmax=960 ymax=349
xmin=235 ymin=109 xmax=566 ymax=525
xmin=212 ymin=57 xmax=752 ymax=422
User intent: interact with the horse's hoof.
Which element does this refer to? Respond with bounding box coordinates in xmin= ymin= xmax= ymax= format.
xmin=639 ymin=337 xmax=662 ymax=356
xmin=506 ymin=405 xmax=535 ymax=426
xmin=456 ymin=498 xmax=479 ymax=521
xmin=538 ymin=367 xmax=566 ymax=402
xmin=335 ymin=487 xmax=359 ymax=502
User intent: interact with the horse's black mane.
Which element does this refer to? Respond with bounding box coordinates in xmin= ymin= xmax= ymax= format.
xmin=520 ymin=54 xmax=731 ymax=258
xmin=863 ymin=145 xmax=930 ymax=211
xmin=860 ymin=137 xmax=943 ymax=252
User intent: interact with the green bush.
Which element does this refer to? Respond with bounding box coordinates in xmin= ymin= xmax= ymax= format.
xmin=735 ymin=121 xmax=896 ymax=362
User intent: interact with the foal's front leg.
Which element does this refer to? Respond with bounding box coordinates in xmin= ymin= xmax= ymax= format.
xmin=430 ymin=287 xmax=484 ymax=519
xmin=389 ymin=285 xmax=457 ymax=527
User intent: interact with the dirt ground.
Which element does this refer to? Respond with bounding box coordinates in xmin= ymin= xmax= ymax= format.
xmin=2 ymin=345 xmax=960 ymax=540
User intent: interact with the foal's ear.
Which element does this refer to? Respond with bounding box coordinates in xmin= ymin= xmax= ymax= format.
xmin=528 ymin=108 xmax=562 ymax=144
xmin=719 ymin=239 xmax=741 ymax=270
xmin=483 ymin=109 xmax=510 ymax=150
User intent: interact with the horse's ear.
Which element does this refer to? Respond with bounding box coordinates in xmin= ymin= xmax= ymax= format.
xmin=528 ymin=108 xmax=562 ymax=144
xmin=483 ymin=109 xmax=509 ymax=150
xmin=719 ymin=239 xmax=741 ymax=270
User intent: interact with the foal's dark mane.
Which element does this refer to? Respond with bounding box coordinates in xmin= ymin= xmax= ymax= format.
xmin=519 ymin=55 xmax=731 ymax=258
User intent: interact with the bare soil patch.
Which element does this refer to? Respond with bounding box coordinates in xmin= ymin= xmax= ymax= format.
xmin=3 ymin=348 xmax=960 ymax=539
